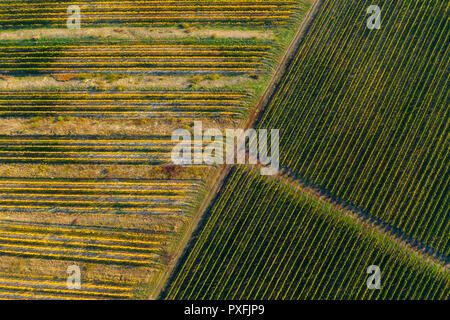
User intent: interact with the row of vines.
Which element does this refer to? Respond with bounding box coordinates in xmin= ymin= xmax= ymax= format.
xmin=0 ymin=178 xmax=200 ymax=299
xmin=0 ymin=91 xmax=247 ymax=118
xmin=0 ymin=0 xmax=296 ymax=29
xmin=0 ymin=40 xmax=271 ymax=76
xmin=256 ymin=0 xmax=449 ymax=256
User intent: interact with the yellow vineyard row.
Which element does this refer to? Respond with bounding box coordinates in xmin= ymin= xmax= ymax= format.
xmin=2 ymin=5 xmax=294 ymax=11
xmin=0 ymin=230 xmax=162 ymax=246
xmin=0 ymin=92 xmax=245 ymax=98
xmin=0 ymin=11 xmax=292 ymax=17
xmin=0 ymin=199 xmax=160 ymax=205
xmin=0 ymin=150 xmax=173 ymax=155
xmin=0 ymin=187 xmax=187 ymax=193
xmin=0 ymin=111 xmax=241 ymax=115
xmin=0 ymin=271 xmax=139 ymax=287
xmin=0 ymin=180 xmax=196 ymax=186
xmin=0 ymin=193 xmax=184 ymax=199
xmin=0 ymin=104 xmax=239 ymax=108
xmin=0 ymin=284 xmax=132 ymax=298
xmin=0 ymin=276 xmax=133 ymax=292
xmin=1 ymin=44 xmax=270 ymax=49
xmin=0 ymin=138 xmax=207 ymax=143
xmin=0 ymin=242 xmax=158 ymax=259
xmin=0 ymin=16 xmax=289 ymax=22
xmin=0 ymin=205 xmax=180 ymax=212
xmin=1 ymin=67 xmax=256 ymax=71
xmin=0 ymin=223 xmax=168 ymax=241
xmin=2 ymin=61 xmax=262 ymax=66
xmin=0 ymin=21 xmax=286 ymax=27
xmin=0 ymin=248 xmax=157 ymax=266
xmin=0 ymin=100 xmax=241 ymax=104
xmin=0 ymin=50 xmax=266 ymax=55
xmin=2 ymin=0 xmax=295 ymax=4
xmin=0 ymin=155 xmax=169 ymax=160
xmin=0 ymin=289 xmax=104 ymax=300
xmin=0 ymin=235 xmax=159 ymax=253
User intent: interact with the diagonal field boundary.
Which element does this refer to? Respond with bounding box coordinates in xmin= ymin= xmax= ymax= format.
xmin=273 ymin=166 xmax=449 ymax=271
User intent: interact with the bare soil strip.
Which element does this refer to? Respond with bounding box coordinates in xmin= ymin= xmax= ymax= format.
xmin=0 ymin=27 xmax=274 ymax=41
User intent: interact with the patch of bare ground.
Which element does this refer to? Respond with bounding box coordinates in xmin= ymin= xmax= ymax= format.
xmin=0 ymin=27 xmax=273 ymax=41
xmin=0 ymin=210 xmax=187 ymax=233
xmin=0 ymin=75 xmax=251 ymax=91
xmin=0 ymin=255 xmax=158 ymax=286
xmin=0 ymin=116 xmax=239 ymax=136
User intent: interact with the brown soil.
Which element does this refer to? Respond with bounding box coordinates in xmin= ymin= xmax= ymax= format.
xmin=0 ymin=27 xmax=273 ymax=41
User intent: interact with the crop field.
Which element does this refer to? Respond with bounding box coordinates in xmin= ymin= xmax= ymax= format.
xmin=0 ymin=135 xmax=212 ymax=164
xmin=0 ymin=40 xmax=271 ymax=76
xmin=163 ymin=167 xmax=449 ymax=299
xmin=0 ymin=178 xmax=200 ymax=261
xmin=6 ymin=0 xmax=447 ymax=303
xmin=256 ymin=0 xmax=449 ymax=255
xmin=0 ymin=90 xmax=247 ymax=118
xmin=0 ymin=272 xmax=135 ymax=299
xmin=0 ymin=0 xmax=314 ymax=300
xmin=0 ymin=0 xmax=296 ymax=29
xmin=161 ymin=0 xmax=449 ymax=303
xmin=0 ymin=177 xmax=201 ymax=299
xmin=0 ymin=178 xmax=198 ymax=214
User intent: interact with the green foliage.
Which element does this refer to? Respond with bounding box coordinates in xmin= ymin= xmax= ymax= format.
xmin=256 ymin=0 xmax=449 ymax=254
xmin=163 ymin=167 xmax=449 ymax=300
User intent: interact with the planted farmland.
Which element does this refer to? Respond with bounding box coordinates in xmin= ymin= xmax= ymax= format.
xmin=0 ymin=177 xmax=201 ymax=298
xmin=256 ymin=0 xmax=449 ymax=255
xmin=0 ymin=135 xmax=211 ymax=164
xmin=0 ymin=176 xmax=203 ymax=299
xmin=0 ymin=177 xmax=199 ymax=214
xmin=0 ymin=0 xmax=295 ymax=29
xmin=0 ymin=40 xmax=270 ymax=76
xmin=0 ymin=90 xmax=247 ymax=118
xmin=0 ymin=272 xmax=134 ymax=300
xmin=163 ymin=167 xmax=449 ymax=300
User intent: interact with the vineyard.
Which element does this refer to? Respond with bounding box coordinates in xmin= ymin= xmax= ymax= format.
xmin=0 ymin=0 xmax=296 ymax=29
xmin=162 ymin=0 xmax=449 ymax=301
xmin=0 ymin=177 xmax=201 ymax=299
xmin=0 ymin=40 xmax=271 ymax=76
xmin=0 ymin=272 xmax=135 ymax=299
xmin=0 ymin=178 xmax=200 ymax=264
xmin=0 ymin=0 xmax=313 ymax=300
xmin=256 ymin=0 xmax=449 ymax=255
xmin=0 ymin=91 xmax=247 ymax=118
xmin=0 ymin=135 xmax=210 ymax=164
xmin=0 ymin=178 xmax=198 ymax=214
xmin=163 ymin=167 xmax=449 ymax=299
xmin=3 ymin=0 xmax=446 ymax=302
